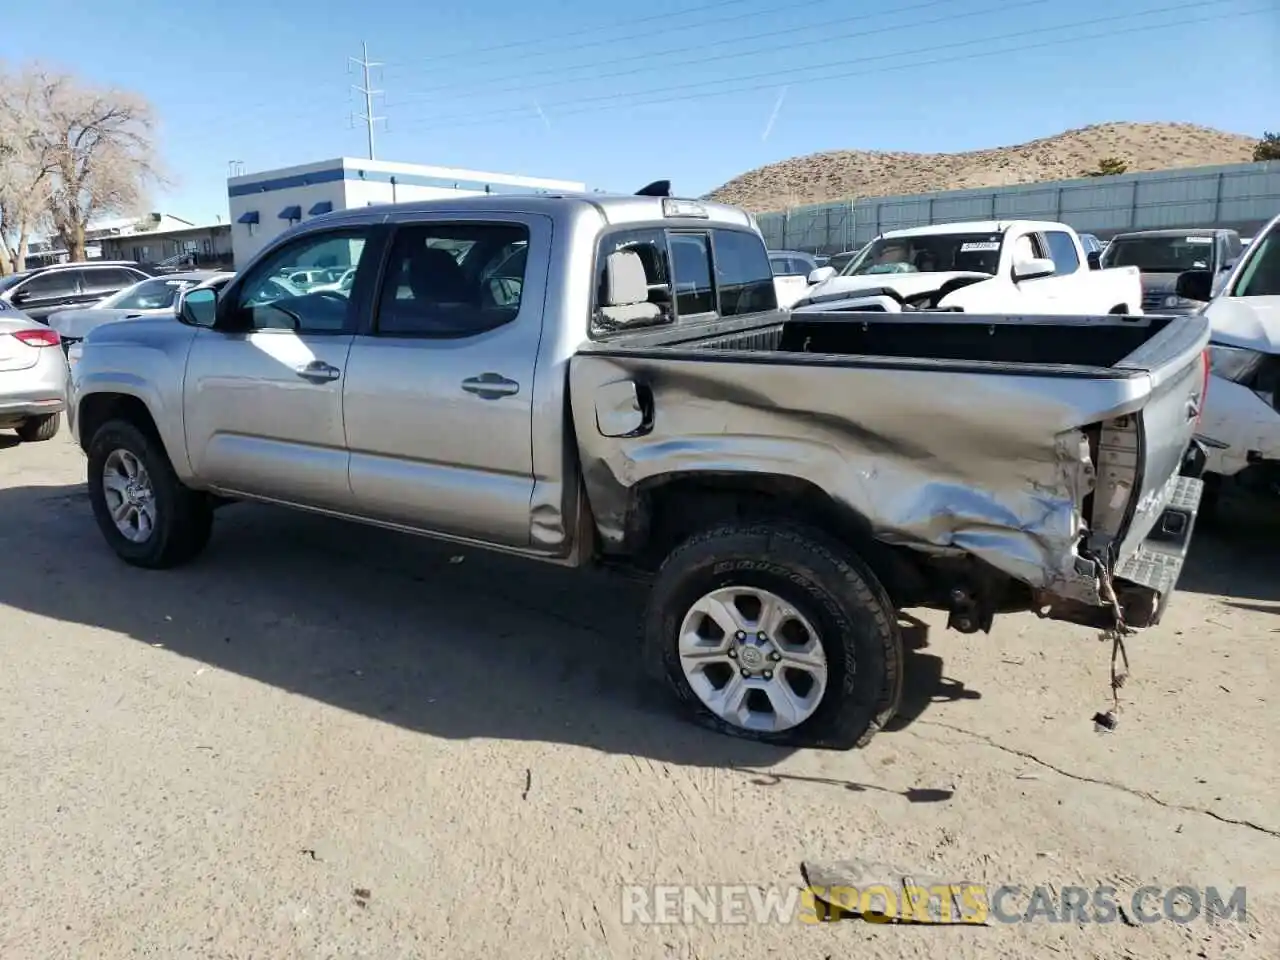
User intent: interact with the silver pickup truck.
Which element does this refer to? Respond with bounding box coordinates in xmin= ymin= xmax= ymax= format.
xmin=69 ymin=192 xmax=1211 ymax=749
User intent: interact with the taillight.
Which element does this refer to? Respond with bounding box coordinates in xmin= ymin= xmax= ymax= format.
xmin=12 ymin=328 xmax=61 ymax=348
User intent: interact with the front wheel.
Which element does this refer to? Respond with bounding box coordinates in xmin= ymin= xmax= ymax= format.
xmin=86 ymin=419 xmax=213 ymax=569
xmin=643 ymin=522 xmax=903 ymax=749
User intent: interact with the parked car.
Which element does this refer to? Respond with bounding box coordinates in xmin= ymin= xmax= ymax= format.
xmin=0 ymin=300 xmax=68 ymax=442
xmin=768 ymin=249 xmax=820 ymax=308
xmin=799 ymin=221 xmax=1143 ymax=315
xmin=1103 ymin=228 xmax=1244 ymax=313
xmin=1176 ymin=213 xmax=1280 ymax=507
xmin=48 ymin=271 xmax=235 ymax=365
xmin=70 ymin=192 xmax=1208 ymax=748
xmin=0 ymin=261 xmax=153 ymax=323
xmin=825 ymin=247 xmax=867 ymax=274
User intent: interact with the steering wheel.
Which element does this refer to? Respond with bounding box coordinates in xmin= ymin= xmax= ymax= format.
xmin=312 ymin=290 xmax=349 ymax=304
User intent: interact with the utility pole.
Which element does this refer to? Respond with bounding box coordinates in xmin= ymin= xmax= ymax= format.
xmin=349 ymin=41 xmax=384 ymax=161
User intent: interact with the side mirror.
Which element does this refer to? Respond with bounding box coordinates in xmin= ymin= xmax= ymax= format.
xmin=1175 ymin=269 xmax=1214 ymax=303
xmin=1086 ymin=251 xmax=1102 ymax=270
xmin=1012 ymin=257 xmax=1057 ymax=282
xmin=177 ymin=286 xmax=218 ymax=327
xmin=602 ymin=250 xmax=647 ymax=307
xmin=807 ymin=266 xmax=837 ymax=285
xmin=10 ymin=290 xmax=30 ymax=306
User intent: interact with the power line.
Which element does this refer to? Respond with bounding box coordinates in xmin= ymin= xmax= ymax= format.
xmin=388 ymin=0 xmax=1260 ymax=133
xmin=382 ymin=0 xmax=833 ymax=69
xmin=349 ymin=41 xmax=385 ymax=160
xmin=388 ymin=0 xmax=1023 ymax=105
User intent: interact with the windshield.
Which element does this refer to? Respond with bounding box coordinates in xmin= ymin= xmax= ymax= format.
xmin=843 ymin=233 xmax=1003 ymax=276
xmin=99 ymin=277 xmax=199 ymax=311
xmin=1104 ymin=236 xmax=1215 ymax=272
xmin=1230 ymin=225 xmax=1280 ymax=298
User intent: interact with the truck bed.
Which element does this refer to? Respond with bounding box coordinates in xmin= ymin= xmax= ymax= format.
xmin=596 ymin=310 xmax=1181 ymax=372
xmin=570 ymin=309 xmax=1210 ymax=624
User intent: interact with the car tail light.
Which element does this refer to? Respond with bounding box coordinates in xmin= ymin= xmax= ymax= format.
xmin=12 ymin=328 xmax=61 ymax=348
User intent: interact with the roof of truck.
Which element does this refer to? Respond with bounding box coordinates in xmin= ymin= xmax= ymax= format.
xmin=310 ymin=192 xmax=757 ymax=230
xmin=879 ymin=220 xmax=1066 ymax=239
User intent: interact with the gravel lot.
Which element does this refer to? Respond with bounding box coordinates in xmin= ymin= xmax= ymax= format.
xmin=0 ymin=427 xmax=1276 ymax=960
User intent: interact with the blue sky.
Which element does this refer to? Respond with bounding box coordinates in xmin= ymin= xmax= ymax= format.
xmin=2 ymin=0 xmax=1275 ymax=226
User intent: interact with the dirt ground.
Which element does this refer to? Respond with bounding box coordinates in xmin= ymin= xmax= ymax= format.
xmin=0 ymin=429 xmax=1275 ymax=960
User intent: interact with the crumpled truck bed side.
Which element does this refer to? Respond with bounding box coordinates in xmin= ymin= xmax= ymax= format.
xmin=569 ymin=349 xmax=1158 ymax=606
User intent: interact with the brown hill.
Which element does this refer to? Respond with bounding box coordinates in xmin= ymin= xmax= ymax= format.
xmin=707 ymin=122 xmax=1260 ymax=212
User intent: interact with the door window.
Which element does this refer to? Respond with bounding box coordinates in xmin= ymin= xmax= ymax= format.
xmin=16 ymin=271 xmax=78 ymax=300
xmin=591 ymin=228 xmax=674 ymax=336
xmin=714 ymin=229 xmax=778 ymax=316
xmin=233 ymin=229 xmax=372 ymax=333
xmin=669 ymin=233 xmax=715 ymax=316
xmin=374 ymin=222 xmax=530 ymax=337
xmin=1042 ymin=232 xmax=1081 ymax=275
xmin=79 ymin=267 xmax=142 ymax=295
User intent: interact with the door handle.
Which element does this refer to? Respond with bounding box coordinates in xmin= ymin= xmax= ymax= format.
xmin=461 ymin=372 xmax=520 ymax=399
xmin=295 ymin=360 xmax=341 ymax=383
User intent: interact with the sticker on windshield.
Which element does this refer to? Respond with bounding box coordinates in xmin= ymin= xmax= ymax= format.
xmin=1185 ymin=237 xmax=1212 ymax=244
xmin=959 ymin=241 xmax=999 ymax=252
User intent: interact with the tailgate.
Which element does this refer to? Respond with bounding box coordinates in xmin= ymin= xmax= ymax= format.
xmin=1108 ymin=313 xmax=1210 ymax=589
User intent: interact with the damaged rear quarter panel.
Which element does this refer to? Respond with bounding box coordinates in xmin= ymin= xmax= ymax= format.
xmin=569 ymin=350 xmax=1155 ymax=598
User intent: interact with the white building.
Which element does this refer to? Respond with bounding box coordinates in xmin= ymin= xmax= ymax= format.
xmin=226 ymin=157 xmax=586 ymax=267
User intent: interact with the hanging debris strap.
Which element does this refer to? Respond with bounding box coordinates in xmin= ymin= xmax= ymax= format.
xmin=1092 ymin=562 xmax=1134 ymax=732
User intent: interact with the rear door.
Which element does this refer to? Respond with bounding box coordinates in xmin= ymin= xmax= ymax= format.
xmin=342 ymin=213 xmax=548 ymax=546
xmin=76 ymin=266 xmax=148 ymax=308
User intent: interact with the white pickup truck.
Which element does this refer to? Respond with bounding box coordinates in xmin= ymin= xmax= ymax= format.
xmin=1176 ymin=212 xmax=1280 ymax=509
xmin=798 ymin=220 xmax=1144 ymax=316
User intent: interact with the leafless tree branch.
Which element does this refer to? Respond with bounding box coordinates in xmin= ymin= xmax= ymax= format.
xmin=0 ymin=62 xmax=162 ymax=269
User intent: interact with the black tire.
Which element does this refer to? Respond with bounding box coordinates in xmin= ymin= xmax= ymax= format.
xmin=86 ymin=418 xmax=213 ymax=569
xmin=16 ymin=413 xmax=60 ymax=442
xmin=643 ymin=521 xmax=903 ymax=750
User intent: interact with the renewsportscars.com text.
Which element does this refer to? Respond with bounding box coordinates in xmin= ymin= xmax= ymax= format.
xmin=620 ymin=883 xmax=1247 ymax=925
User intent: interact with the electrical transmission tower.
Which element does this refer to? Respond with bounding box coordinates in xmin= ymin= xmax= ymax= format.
xmin=349 ymin=41 xmax=385 ymax=161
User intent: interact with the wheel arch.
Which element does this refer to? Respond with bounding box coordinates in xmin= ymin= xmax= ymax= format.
xmin=78 ymin=392 xmax=165 ymax=455
xmin=626 ymin=470 xmax=928 ymax=606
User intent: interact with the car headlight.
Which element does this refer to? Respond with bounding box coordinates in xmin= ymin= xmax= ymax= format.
xmin=1208 ymin=344 xmax=1263 ymax=384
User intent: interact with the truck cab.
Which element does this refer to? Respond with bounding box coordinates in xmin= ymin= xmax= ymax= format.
xmin=798 ymin=220 xmax=1142 ymax=315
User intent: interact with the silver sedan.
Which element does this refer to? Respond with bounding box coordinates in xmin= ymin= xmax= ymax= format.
xmin=0 ymin=300 xmax=69 ymax=442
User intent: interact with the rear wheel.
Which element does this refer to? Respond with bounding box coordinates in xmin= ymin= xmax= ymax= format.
xmin=16 ymin=413 xmax=59 ymax=442
xmin=86 ymin=419 xmax=213 ymax=568
xmin=643 ymin=521 xmax=903 ymax=749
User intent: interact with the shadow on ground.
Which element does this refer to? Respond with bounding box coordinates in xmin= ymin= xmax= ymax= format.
xmin=1178 ymin=488 xmax=1280 ymax=603
xmin=0 ymin=481 xmax=969 ymax=786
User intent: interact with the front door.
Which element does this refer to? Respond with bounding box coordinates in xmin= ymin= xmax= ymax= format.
xmin=1008 ymin=232 xmax=1062 ymax=312
xmin=183 ymin=226 xmax=378 ymax=510
xmin=10 ymin=270 xmax=82 ymax=322
xmin=342 ymin=215 xmax=546 ymax=547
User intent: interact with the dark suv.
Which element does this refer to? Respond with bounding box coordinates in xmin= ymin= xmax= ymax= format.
xmin=0 ymin=261 xmax=154 ymax=323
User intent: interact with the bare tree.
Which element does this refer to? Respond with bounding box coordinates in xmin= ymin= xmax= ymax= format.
xmin=11 ymin=65 xmax=161 ymax=262
xmin=0 ymin=67 xmax=57 ymax=274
